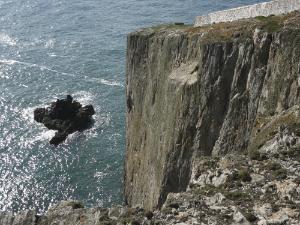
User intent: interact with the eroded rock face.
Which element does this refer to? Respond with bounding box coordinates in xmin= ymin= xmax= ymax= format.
xmin=1 ymin=144 xmax=299 ymax=225
xmin=34 ymin=95 xmax=95 ymax=145
xmin=125 ymin=12 xmax=300 ymax=209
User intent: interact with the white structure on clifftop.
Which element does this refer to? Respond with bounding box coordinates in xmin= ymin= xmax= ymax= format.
xmin=194 ymin=0 xmax=300 ymax=27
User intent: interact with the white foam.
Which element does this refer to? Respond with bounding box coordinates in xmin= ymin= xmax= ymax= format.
xmin=73 ymin=91 xmax=94 ymax=105
xmin=66 ymin=91 xmax=113 ymax=140
xmin=0 ymin=59 xmax=41 ymax=68
xmin=21 ymin=106 xmax=38 ymax=122
xmin=0 ymin=59 xmax=17 ymax=65
xmin=0 ymin=33 xmax=17 ymax=46
xmin=30 ymin=130 xmax=56 ymax=143
xmin=45 ymin=39 xmax=55 ymax=48
xmin=94 ymin=171 xmax=108 ymax=179
xmin=0 ymin=59 xmax=77 ymax=77
xmin=100 ymin=79 xmax=124 ymax=87
xmin=0 ymin=71 xmax=9 ymax=79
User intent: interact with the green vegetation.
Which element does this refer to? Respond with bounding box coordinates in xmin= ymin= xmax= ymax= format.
xmin=262 ymin=20 xmax=281 ymax=32
xmin=64 ymin=201 xmax=84 ymax=209
xmin=150 ymin=23 xmax=192 ymax=32
xmin=229 ymin=169 xmax=252 ymax=183
xmin=144 ymin=11 xmax=300 ymax=46
xmin=168 ymin=202 xmax=180 ymax=209
xmin=145 ymin=211 xmax=154 ymax=220
xmin=99 ymin=215 xmax=114 ymax=225
xmin=267 ymin=162 xmax=282 ymax=171
xmin=99 ymin=215 xmax=111 ymax=222
xmin=224 ymin=191 xmax=250 ymax=201
xmin=161 ymin=207 xmax=173 ymax=215
xmin=255 ymin=16 xmax=267 ymax=21
xmin=263 ymin=161 xmax=288 ymax=179
xmin=272 ymin=204 xmax=280 ymax=213
xmin=255 ymin=15 xmax=282 ymax=32
xmin=192 ymin=184 xmax=250 ymax=202
xmin=272 ymin=168 xmax=287 ymax=180
xmin=248 ymin=149 xmax=267 ymax=161
xmin=130 ymin=220 xmax=141 ymax=225
xmin=244 ymin=212 xmax=258 ymax=222
xmin=120 ymin=218 xmax=131 ymax=225
xmin=237 ymin=169 xmax=252 ymax=182
xmin=281 ymin=146 xmax=300 ymax=162
xmin=192 ymin=184 xmax=221 ymax=197
xmin=203 ymin=159 xmax=218 ymax=169
xmin=99 ymin=222 xmax=114 ymax=225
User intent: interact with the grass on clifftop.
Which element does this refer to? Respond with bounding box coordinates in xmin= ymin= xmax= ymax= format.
xmin=140 ymin=11 xmax=300 ymax=44
xmin=154 ymin=11 xmax=300 ymax=43
xmin=254 ymin=15 xmax=282 ymax=32
xmin=150 ymin=23 xmax=192 ymax=32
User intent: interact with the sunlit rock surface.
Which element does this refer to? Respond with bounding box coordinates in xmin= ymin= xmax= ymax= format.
xmin=124 ymin=11 xmax=300 ymax=210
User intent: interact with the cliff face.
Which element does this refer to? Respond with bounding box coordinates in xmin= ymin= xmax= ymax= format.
xmin=124 ymin=12 xmax=300 ymax=210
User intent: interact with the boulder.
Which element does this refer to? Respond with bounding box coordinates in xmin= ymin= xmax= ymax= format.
xmin=49 ymin=131 xmax=68 ymax=145
xmin=33 ymin=108 xmax=46 ymax=122
xmin=33 ymin=95 xmax=95 ymax=145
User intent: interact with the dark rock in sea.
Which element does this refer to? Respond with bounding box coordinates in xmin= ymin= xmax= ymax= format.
xmin=33 ymin=108 xmax=46 ymax=123
xmin=34 ymin=95 xmax=95 ymax=145
xmin=49 ymin=131 xmax=68 ymax=145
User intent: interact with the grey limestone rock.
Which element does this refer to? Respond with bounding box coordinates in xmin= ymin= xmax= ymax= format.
xmin=125 ymin=11 xmax=300 ymax=210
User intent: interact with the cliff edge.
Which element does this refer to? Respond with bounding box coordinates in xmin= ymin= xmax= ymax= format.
xmin=124 ymin=11 xmax=300 ymax=210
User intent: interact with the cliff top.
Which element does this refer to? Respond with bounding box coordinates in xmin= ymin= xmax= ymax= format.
xmin=131 ymin=10 xmax=300 ymax=43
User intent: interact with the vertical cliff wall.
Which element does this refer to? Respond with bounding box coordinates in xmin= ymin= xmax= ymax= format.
xmin=124 ymin=12 xmax=300 ymax=210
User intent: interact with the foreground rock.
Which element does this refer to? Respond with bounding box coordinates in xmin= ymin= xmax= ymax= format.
xmin=34 ymin=95 xmax=95 ymax=145
xmin=1 ymin=146 xmax=299 ymax=225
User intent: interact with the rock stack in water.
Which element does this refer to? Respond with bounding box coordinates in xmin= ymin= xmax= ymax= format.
xmin=34 ymin=95 xmax=95 ymax=145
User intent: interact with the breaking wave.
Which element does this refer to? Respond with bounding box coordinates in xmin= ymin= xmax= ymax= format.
xmin=100 ymin=79 xmax=124 ymax=87
xmin=0 ymin=33 xmax=17 ymax=46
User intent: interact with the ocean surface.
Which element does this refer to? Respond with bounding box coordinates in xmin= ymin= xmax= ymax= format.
xmin=0 ymin=0 xmax=267 ymax=213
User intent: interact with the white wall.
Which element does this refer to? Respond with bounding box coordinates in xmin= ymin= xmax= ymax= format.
xmin=194 ymin=0 xmax=300 ymax=27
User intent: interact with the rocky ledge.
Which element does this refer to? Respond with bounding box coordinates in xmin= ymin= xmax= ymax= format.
xmin=1 ymin=124 xmax=298 ymax=225
xmin=34 ymin=95 xmax=95 ymax=145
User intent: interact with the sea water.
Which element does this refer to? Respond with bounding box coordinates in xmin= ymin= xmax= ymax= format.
xmin=0 ymin=0 xmax=267 ymax=212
